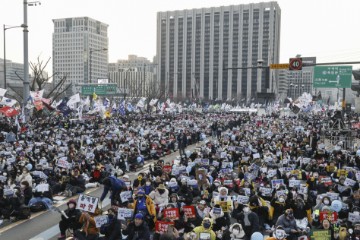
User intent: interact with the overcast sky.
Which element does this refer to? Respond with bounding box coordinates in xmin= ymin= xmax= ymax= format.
xmin=1 ymin=0 xmax=359 ymax=71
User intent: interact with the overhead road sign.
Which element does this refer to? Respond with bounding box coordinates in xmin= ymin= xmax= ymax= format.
xmin=270 ymin=64 xmax=290 ymax=69
xmin=81 ymin=84 xmax=117 ymax=96
xmin=289 ymin=58 xmax=303 ymax=70
xmin=313 ymin=66 xmax=352 ymax=88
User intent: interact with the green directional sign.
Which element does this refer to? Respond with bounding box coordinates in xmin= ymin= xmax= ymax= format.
xmin=313 ymin=66 xmax=352 ymax=88
xmin=81 ymin=84 xmax=117 ymax=95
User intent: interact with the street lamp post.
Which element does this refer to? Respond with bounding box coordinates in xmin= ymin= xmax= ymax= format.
xmin=89 ymin=48 xmax=107 ymax=84
xmin=3 ymin=24 xmax=23 ymax=89
xmin=23 ymin=0 xmax=41 ymax=122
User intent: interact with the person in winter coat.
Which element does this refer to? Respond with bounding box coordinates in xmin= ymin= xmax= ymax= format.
xmin=16 ymin=166 xmax=33 ymax=186
xmin=129 ymin=188 xmax=156 ymax=229
xmin=58 ymin=199 xmax=82 ymax=240
xmin=178 ymin=184 xmax=194 ymax=206
xmin=222 ymin=223 xmax=247 ymax=240
xmin=65 ymin=167 xmax=86 ymax=196
xmin=100 ymin=176 xmax=126 ymax=205
xmin=209 ymin=204 xmax=231 ymax=232
xmin=74 ymin=208 xmax=101 ymax=240
xmin=20 ymin=180 xmax=33 ymax=205
xmin=232 ymin=204 xmax=260 ymax=238
xmin=168 ymin=178 xmax=180 ymax=195
xmin=192 ymin=217 xmax=216 ymax=240
xmin=122 ymin=213 xmax=150 ymax=240
xmin=149 ymin=184 xmax=169 ymax=208
xmin=99 ymin=208 xmax=122 ymax=240
xmin=275 ymin=209 xmax=299 ymax=240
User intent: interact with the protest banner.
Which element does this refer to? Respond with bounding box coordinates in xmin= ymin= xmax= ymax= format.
xmin=319 ymin=211 xmax=338 ymax=223
xmin=289 ymin=180 xmax=301 ymax=188
xmin=36 ymin=183 xmax=49 ymax=192
xmin=163 ymin=208 xmax=180 ymax=220
xmin=201 ymin=159 xmax=209 ymax=166
xmin=311 ymin=230 xmax=331 ymax=240
xmin=120 ymin=191 xmax=132 ymax=203
xmin=94 ymin=215 xmax=109 ymax=228
xmin=196 ymin=169 xmax=207 ymax=184
xmin=223 ymin=179 xmax=233 ymax=186
xmin=216 ymin=200 xmax=232 ymax=212
xmin=57 ymin=157 xmax=72 ymax=169
xmin=163 ymin=165 xmax=172 ymax=174
xmin=117 ymin=208 xmax=134 ymax=220
xmin=344 ymin=178 xmax=356 ymax=187
xmin=155 ymin=221 xmax=174 ymax=234
xmin=0 ymin=176 xmax=7 ymax=182
xmin=213 ymin=207 xmax=222 ymax=215
xmin=187 ymin=179 xmax=198 ymax=187
xmin=271 ymin=179 xmax=284 ymax=188
xmin=348 ymin=212 xmax=360 ymax=223
xmin=167 ymin=181 xmax=178 ymax=188
xmin=76 ymin=194 xmax=99 ymax=213
xmin=237 ymin=195 xmax=249 ymax=204
xmin=260 ymin=187 xmax=273 ymax=196
xmin=183 ymin=206 xmax=196 ymax=218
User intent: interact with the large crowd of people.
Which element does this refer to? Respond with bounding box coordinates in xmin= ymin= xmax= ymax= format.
xmin=0 ymin=109 xmax=360 ymax=240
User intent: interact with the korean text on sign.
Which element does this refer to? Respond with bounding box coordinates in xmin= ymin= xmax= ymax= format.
xmin=76 ymin=194 xmax=99 ymax=213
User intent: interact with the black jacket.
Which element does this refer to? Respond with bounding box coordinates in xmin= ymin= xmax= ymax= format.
xmin=101 ymin=217 xmax=122 ymax=240
xmin=122 ymin=221 xmax=150 ymax=240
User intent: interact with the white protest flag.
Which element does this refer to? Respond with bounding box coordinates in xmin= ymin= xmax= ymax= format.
xmin=136 ymin=97 xmax=146 ymax=108
xmin=0 ymin=97 xmax=17 ymax=107
xmin=149 ymin=98 xmax=157 ymax=106
xmin=82 ymin=96 xmax=90 ymax=106
xmin=67 ymin=93 xmax=81 ymax=109
xmin=0 ymin=88 xmax=7 ymax=97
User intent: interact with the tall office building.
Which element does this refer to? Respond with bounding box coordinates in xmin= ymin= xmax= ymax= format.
xmin=157 ymin=2 xmax=281 ymax=101
xmin=52 ymin=17 xmax=109 ymax=95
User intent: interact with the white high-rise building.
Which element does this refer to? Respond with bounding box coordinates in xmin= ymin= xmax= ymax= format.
xmin=52 ymin=17 xmax=109 ymax=95
xmin=157 ymin=2 xmax=281 ymax=101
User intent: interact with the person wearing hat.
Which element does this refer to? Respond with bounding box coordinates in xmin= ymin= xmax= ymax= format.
xmin=149 ymin=183 xmax=169 ymax=208
xmin=57 ymin=199 xmax=82 ymax=240
xmin=129 ymin=187 xmax=156 ymax=229
xmin=121 ymin=212 xmax=150 ymax=240
xmin=192 ymin=217 xmax=216 ymax=240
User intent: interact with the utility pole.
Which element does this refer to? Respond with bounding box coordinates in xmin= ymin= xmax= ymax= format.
xmin=23 ymin=0 xmax=30 ymax=121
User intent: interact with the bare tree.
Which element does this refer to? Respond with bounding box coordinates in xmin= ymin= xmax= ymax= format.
xmin=7 ymin=56 xmax=72 ymax=103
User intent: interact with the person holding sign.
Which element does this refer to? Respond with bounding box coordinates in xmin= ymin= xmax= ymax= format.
xmin=122 ymin=213 xmax=150 ymax=240
xmin=98 ymin=208 xmax=122 ymax=240
xmin=209 ymin=204 xmax=230 ymax=232
xmin=192 ymin=217 xmax=216 ymax=240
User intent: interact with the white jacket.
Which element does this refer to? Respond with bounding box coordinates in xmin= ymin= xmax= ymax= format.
xmin=16 ymin=173 xmax=33 ymax=186
xmin=149 ymin=189 xmax=169 ymax=207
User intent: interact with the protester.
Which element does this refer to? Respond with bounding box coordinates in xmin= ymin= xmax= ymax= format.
xmin=1 ymin=95 xmax=360 ymax=240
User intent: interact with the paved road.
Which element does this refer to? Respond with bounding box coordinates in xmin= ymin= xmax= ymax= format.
xmin=0 ymin=144 xmax=199 ymax=240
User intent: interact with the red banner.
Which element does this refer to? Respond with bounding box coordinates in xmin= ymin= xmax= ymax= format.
xmin=163 ymin=165 xmax=172 ymax=173
xmin=155 ymin=221 xmax=174 ymax=234
xmin=320 ymin=211 xmax=338 ymax=223
xmin=0 ymin=106 xmax=19 ymax=117
xmin=182 ymin=205 xmax=196 ymax=218
xmin=163 ymin=208 xmax=179 ymax=220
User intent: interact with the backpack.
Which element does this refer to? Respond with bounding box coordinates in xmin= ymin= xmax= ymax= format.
xmin=30 ymin=201 xmax=47 ymax=212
